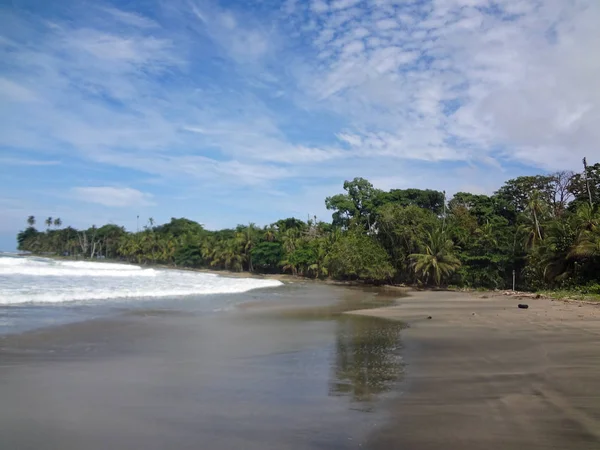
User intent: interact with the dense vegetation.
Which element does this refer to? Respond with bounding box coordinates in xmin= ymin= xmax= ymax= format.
xmin=16 ymin=162 xmax=600 ymax=291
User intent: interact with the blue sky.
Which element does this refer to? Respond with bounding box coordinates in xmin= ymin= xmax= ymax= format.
xmin=1 ymin=0 xmax=599 ymax=250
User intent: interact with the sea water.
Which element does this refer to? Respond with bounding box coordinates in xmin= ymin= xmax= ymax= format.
xmin=0 ymin=254 xmax=282 ymax=333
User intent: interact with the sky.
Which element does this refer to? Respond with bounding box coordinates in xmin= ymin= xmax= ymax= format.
xmin=1 ymin=0 xmax=599 ymax=250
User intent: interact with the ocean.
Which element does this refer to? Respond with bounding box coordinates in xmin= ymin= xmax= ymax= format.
xmin=0 ymin=254 xmax=406 ymax=449
xmin=0 ymin=253 xmax=282 ymax=333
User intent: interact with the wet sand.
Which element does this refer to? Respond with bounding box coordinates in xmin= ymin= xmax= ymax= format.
xmin=350 ymin=290 xmax=600 ymax=449
xmin=0 ymin=283 xmax=405 ymax=449
xmin=3 ymin=286 xmax=600 ymax=449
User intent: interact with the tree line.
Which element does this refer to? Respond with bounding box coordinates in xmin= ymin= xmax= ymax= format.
xmin=16 ymin=161 xmax=600 ymax=291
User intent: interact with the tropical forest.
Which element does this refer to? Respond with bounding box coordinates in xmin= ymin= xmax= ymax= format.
xmin=16 ymin=161 xmax=600 ymax=294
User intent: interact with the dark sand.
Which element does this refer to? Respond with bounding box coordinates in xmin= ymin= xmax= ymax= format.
xmin=3 ymin=285 xmax=600 ymax=449
xmin=349 ymin=290 xmax=600 ymax=449
xmin=0 ymin=283 xmax=404 ymax=449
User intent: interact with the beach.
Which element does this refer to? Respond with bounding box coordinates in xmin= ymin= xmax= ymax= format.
xmin=352 ymin=290 xmax=600 ymax=449
xmin=0 ymin=282 xmax=404 ymax=449
xmin=2 ymin=283 xmax=600 ymax=449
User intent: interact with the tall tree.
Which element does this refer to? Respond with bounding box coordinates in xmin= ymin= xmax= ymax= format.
xmin=326 ymin=178 xmax=384 ymax=230
xmin=384 ymin=188 xmax=445 ymax=214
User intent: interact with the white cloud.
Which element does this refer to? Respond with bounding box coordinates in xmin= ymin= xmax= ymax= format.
xmin=189 ymin=2 xmax=273 ymax=64
xmin=72 ymin=187 xmax=154 ymax=207
xmin=311 ymin=0 xmax=329 ymax=14
xmin=0 ymin=78 xmax=38 ymax=102
xmin=331 ymin=0 xmax=362 ymax=11
xmin=2 ymin=0 xmax=600 ymax=237
xmin=98 ymin=6 xmax=159 ymax=29
xmin=0 ymin=157 xmax=60 ymax=166
xmin=290 ymin=0 xmax=600 ymax=171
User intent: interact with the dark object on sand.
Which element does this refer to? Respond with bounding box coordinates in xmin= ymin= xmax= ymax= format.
xmin=518 ymin=304 xmax=529 ymax=309
xmin=427 ymin=316 xmax=432 ymax=320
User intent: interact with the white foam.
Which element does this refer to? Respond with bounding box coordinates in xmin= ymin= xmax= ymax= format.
xmin=0 ymin=256 xmax=282 ymax=304
xmin=59 ymin=260 xmax=144 ymax=271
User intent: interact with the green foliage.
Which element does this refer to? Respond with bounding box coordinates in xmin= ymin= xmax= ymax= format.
xmin=377 ymin=204 xmax=437 ymax=281
xmin=409 ymin=229 xmax=461 ymax=286
xmin=569 ymin=163 xmax=600 ymax=209
xmin=328 ymin=231 xmax=394 ymax=283
xmin=251 ymin=242 xmax=284 ymax=273
xmin=17 ymin=226 xmax=40 ymax=251
xmin=325 ymin=177 xmax=385 ymax=229
xmin=384 ymin=188 xmax=445 ymax=214
xmin=153 ymin=217 xmax=205 ymax=238
xmin=15 ymin=165 xmax=600 ymax=290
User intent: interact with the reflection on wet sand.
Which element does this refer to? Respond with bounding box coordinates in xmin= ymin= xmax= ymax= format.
xmin=0 ymin=283 xmax=407 ymax=450
xmin=249 ymin=284 xmax=406 ymax=405
xmin=330 ymin=316 xmax=404 ymax=403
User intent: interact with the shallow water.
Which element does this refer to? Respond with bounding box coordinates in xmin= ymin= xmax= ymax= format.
xmin=0 ymin=283 xmax=405 ymax=449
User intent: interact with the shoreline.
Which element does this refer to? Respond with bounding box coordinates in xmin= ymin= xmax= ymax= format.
xmin=3 ymin=274 xmax=600 ymax=448
xmin=17 ymin=253 xmax=600 ymax=305
xmin=349 ymin=290 xmax=600 ymax=449
xmin=0 ymin=282 xmax=405 ymax=449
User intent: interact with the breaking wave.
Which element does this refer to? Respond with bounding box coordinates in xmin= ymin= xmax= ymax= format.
xmin=0 ymin=255 xmax=282 ymax=304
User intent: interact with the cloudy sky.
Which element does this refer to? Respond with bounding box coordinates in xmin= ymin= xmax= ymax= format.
xmin=1 ymin=0 xmax=599 ymax=249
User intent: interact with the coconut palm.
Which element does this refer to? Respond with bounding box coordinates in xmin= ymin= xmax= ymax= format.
xmin=409 ymin=229 xmax=461 ymax=286
xmin=536 ymin=219 xmax=578 ymax=282
xmin=27 ymin=216 xmax=36 ymax=227
xmin=53 ymin=217 xmax=62 ymax=228
xmin=263 ymin=226 xmax=276 ymax=242
xmin=45 ymin=217 xmax=53 ymax=230
xmin=211 ymin=239 xmax=243 ymax=271
xmin=569 ymin=229 xmax=600 ymax=260
xmin=525 ymin=190 xmax=546 ymax=243
xmin=282 ymin=228 xmax=300 ymax=254
xmin=574 ymin=203 xmax=600 ymax=232
xmin=308 ymin=238 xmax=330 ymax=278
xmin=236 ymin=223 xmax=258 ymax=272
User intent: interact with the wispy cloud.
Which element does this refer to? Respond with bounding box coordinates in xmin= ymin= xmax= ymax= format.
xmin=0 ymin=0 xmax=599 ymax=241
xmin=0 ymin=157 xmax=60 ymax=166
xmin=97 ymin=5 xmax=159 ymax=29
xmin=286 ymin=0 xmax=600 ymax=169
xmin=72 ymin=187 xmax=154 ymax=207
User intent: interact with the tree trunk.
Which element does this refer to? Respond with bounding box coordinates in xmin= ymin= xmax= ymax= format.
xmin=584 ymin=157 xmax=594 ymax=209
xmin=533 ymin=210 xmax=542 ymax=242
xmin=78 ymin=232 xmax=88 ymax=256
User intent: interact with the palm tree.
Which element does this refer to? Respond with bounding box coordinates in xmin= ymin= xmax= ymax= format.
xmin=45 ymin=217 xmax=53 ymax=230
xmin=282 ymin=228 xmax=300 ymax=254
xmin=211 ymin=239 xmax=243 ymax=271
xmin=535 ymin=219 xmax=577 ymax=282
xmin=147 ymin=217 xmax=155 ymax=230
xmin=27 ymin=216 xmax=36 ymax=227
xmin=409 ymin=229 xmax=461 ymax=286
xmin=569 ymin=229 xmax=600 ymax=260
xmin=236 ymin=223 xmax=257 ymax=272
xmin=526 ymin=191 xmax=545 ymax=243
xmin=308 ymin=238 xmax=330 ymax=278
xmin=53 ymin=218 xmax=62 ymax=228
xmin=574 ymin=203 xmax=600 ymax=232
xmin=263 ymin=226 xmax=276 ymax=242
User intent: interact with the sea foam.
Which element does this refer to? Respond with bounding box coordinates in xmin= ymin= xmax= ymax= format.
xmin=0 ymin=256 xmax=282 ymax=304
